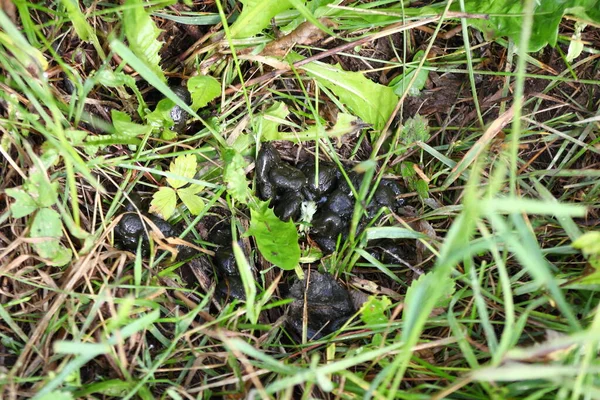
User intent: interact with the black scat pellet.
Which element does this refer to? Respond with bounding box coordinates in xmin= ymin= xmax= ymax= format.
xmin=301 ymin=163 xmax=339 ymax=198
xmin=274 ymin=191 xmax=303 ymax=221
xmin=311 ymin=212 xmax=346 ymax=237
xmin=168 ymin=85 xmax=192 ymax=134
xmin=287 ymin=271 xmax=355 ymax=340
xmin=215 ymin=246 xmax=238 ymax=276
xmin=268 ymin=163 xmax=307 ymax=192
xmin=325 ymin=189 xmax=354 ymax=218
xmin=216 ymin=275 xmax=246 ymax=301
xmin=114 ymin=213 xmax=195 ymax=260
xmin=256 ymin=143 xmax=281 ymax=184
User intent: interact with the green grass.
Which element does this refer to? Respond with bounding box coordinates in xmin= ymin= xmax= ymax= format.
xmin=1 ymin=1 xmax=600 ymax=399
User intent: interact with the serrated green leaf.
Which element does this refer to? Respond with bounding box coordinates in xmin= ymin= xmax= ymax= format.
xmin=6 ymin=187 xmax=38 ymax=218
xmin=150 ymin=187 xmax=177 ymax=220
xmin=167 ymin=154 xmax=197 ymax=189
xmin=111 ymin=110 xmax=152 ymax=137
xmin=401 ymin=115 xmax=430 ymax=144
xmin=298 ymin=57 xmax=398 ymax=131
xmin=123 ymin=0 xmax=165 ymax=82
xmin=40 ymin=142 xmax=61 ymax=168
xmin=223 ymin=148 xmax=250 ymax=204
xmin=267 ymin=113 xmax=361 ymax=142
xmin=177 ymin=187 xmax=205 ymax=215
xmin=188 ymin=76 xmax=221 ymax=111
xmin=246 ymin=201 xmax=300 ymax=271
xmin=29 ymin=208 xmax=72 ymax=266
xmin=230 ymin=0 xmax=293 ymax=38
xmin=455 ymin=0 xmax=600 ymax=52
xmin=360 ymin=295 xmax=391 ymax=326
xmin=25 ymin=168 xmax=58 ymax=208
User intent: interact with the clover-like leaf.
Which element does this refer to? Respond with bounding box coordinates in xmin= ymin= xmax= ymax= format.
xmin=177 ymin=186 xmax=205 ymax=215
xmin=167 ymin=154 xmax=197 ymax=189
xmin=150 ymin=187 xmax=177 ymax=220
xmin=146 ymin=98 xmax=175 ymax=131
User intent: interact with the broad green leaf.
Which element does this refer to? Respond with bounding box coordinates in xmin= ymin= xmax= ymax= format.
xmin=40 ymin=143 xmax=61 ymax=168
xmin=573 ymin=231 xmax=600 ymax=257
xmin=299 ymin=57 xmax=398 ymax=131
xmin=389 ymin=50 xmax=429 ymax=97
xmin=222 ymin=148 xmax=250 ymax=204
xmin=123 ymin=0 xmax=165 ymax=82
xmin=167 ymin=154 xmax=197 ymax=189
xmin=29 ymin=208 xmax=72 ymax=266
xmin=111 ymin=110 xmax=152 ymax=137
xmin=230 ymin=0 xmax=293 ymax=38
xmin=576 ymin=270 xmax=600 ymax=286
xmin=455 ymin=0 xmax=600 ymax=52
xmin=415 ymin=179 xmax=429 ymax=199
xmin=25 ymin=168 xmax=58 ymax=208
xmin=60 ymin=0 xmax=92 ymax=41
xmin=258 ymin=101 xmax=289 ymax=141
xmin=188 ymin=76 xmax=221 ymax=111
xmin=150 ymin=187 xmax=177 ymax=220
xmin=283 ymin=113 xmax=361 ymax=142
xmin=360 ymin=295 xmax=391 ymax=325
xmin=6 ymin=187 xmax=38 ymax=218
xmin=246 ymin=201 xmax=300 ymax=271
xmin=177 ymin=186 xmax=205 ymax=215
xmin=573 ymin=231 xmax=600 ymax=271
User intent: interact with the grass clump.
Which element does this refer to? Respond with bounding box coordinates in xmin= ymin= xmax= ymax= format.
xmin=1 ymin=0 xmax=600 ymax=399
